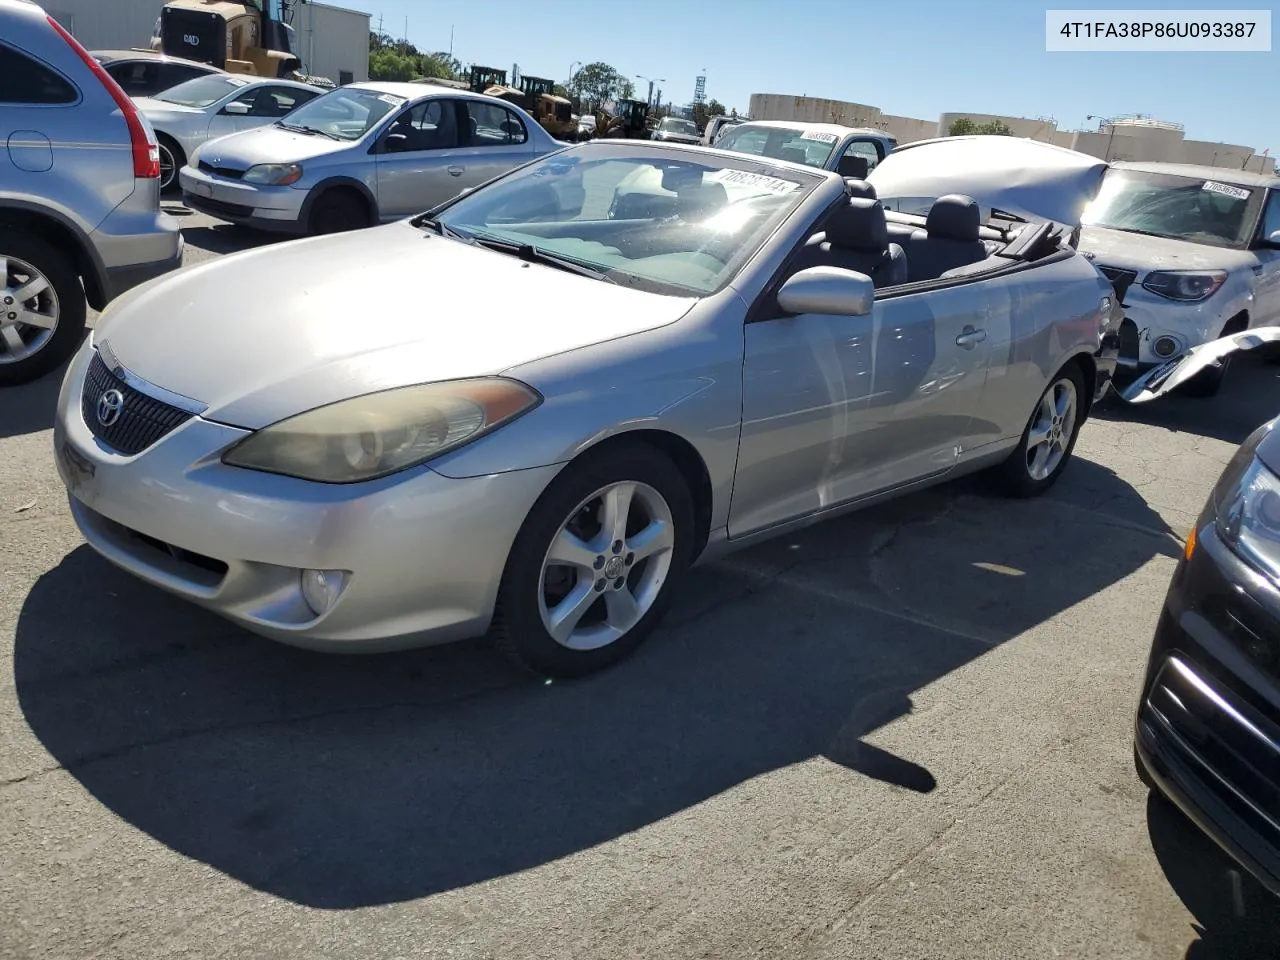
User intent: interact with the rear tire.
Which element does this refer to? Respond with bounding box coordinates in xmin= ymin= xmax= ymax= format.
xmin=491 ymin=445 xmax=695 ymax=678
xmin=308 ymin=190 xmax=369 ymax=235
xmin=0 ymin=229 xmax=86 ymax=387
xmin=157 ymin=135 xmax=184 ymax=195
xmin=991 ymin=363 xmax=1086 ymax=498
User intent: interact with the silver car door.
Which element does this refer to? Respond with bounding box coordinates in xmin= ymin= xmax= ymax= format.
xmin=1252 ymin=189 xmax=1280 ymax=327
xmin=452 ymin=99 xmax=537 ymax=190
xmin=373 ymin=98 xmax=469 ymax=219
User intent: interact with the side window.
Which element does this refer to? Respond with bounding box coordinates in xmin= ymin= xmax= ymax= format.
xmin=464 ymin=101 xmax=528 ymax=146
xmin=0 ymin=45 xmax=77 ymax=104
xmin=1261 ymin=190 xmax=1280 ymax=242
xmin=159 ymin=63 xmax=210 ymax=90
xmin=842 ymin=139 xmax=882 ymax=172
xmin=106 ymin=62 xmax=159 ymax=96
xmin=384 ymin=99 xmax=459 ymax=151
xmin=242 ymin=85 xmax=314 ymax=118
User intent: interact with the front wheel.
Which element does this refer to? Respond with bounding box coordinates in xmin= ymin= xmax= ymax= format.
xmin=157 ymin=136 xmax=184 ymax=194
xmin=308 ymin=190 xmax=369 ymax=235
xmin=992 ymin=363 xmax=1086 ymax=497
xmin=492 ymin=446 xmax=695 ymax=678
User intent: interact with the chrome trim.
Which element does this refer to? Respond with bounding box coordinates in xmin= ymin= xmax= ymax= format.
xmin=95 ymin=339 xmax=208 ymax=416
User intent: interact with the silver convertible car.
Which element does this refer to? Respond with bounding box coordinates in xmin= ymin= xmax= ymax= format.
xmin=55 ymin=136 xmax=1118 ymax=677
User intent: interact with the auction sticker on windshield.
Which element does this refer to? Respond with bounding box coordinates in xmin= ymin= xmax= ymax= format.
xmin=378 ymin=93 xmax=406 ymax=105
xmin=799 ymin=131 xmax=839 ymax=143
xmin=707 ymin=170 xmax=802 ymax=195
xmin=1202 ymin=180 xmax=1251 ymax=201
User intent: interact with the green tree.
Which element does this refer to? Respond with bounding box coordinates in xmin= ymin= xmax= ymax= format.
xmin=947 ymin=116 xmax=977 ymax=136
xmin=369 ymin=47 xmax=416 ymax=82
xmin=418 ymin=51 xmax=461 ymax=81
xmin=977 ymin=119 xmax=1013 ymax=135
xmin=569 ymin=62 xmax=633 ymax=106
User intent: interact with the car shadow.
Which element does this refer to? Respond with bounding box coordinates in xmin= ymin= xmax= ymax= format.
xmin=14 ymin=456 xmax=1177 ymax=909
xmin=1146 ymin=794 xmax=1280 ymax=958
xmin=1095 ymin=355 xmax=1280 ymax=447
xmin=0 ymin=362 xmax=64 ymax=437
xmin=181 ymin=223 xmax=284 ymax=256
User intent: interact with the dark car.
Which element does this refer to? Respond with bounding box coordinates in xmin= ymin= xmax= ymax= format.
xmin=90 ymin=49 xmax=223 ymax=98
xmin=1135 ymin=414 xmax=1280 ymax=897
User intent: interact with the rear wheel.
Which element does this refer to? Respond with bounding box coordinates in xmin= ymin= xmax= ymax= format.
xmin=157 ymin=135 xmax=184 ymax=194
xmin=492 ymin=446 xmax=694 ymax=678
xmin=991 ymin=363 xmax=1086 ymax=497
xmin=308 ymin=190 xmax=369 ymax=235
xmin=0 ymin=229 xmax=86 ymax=387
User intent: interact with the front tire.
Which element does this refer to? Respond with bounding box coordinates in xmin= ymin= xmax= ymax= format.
xmin=308 ymin=190 xmax=369 ymax=235
xmin=492 ymin=445 xmax=695 ymax=678
xmin=0 ymin=229 xmax=86 ymax=387
xmin=157 ymin=135 xmax=184 ymax=194
xmin=992 ymin=363 xmax=1086 ymax=497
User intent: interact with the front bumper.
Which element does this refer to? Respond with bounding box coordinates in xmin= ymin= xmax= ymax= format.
xmin=1135 ymin=521 xmax=1280 ymax=897
xmin=1108 ymin=285 xmax=1239 ymax=369
xmin=178 ymin=166 xmax=308 ymax=233
xmin=54 ymin=339 xmax=561 ymax=651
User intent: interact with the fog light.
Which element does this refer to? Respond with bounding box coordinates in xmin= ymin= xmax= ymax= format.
xmin=1152 ymin=335 xmax=1181 ymax=358
xmin=301 ymin=568 xmax=347 ymax=616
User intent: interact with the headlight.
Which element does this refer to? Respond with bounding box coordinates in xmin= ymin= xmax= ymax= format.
xmin=1141 ymin=270 xmax=1227 ymax=301
xmin=1215 ymin=457 xmax=1280 ymax=584
xmin=241 ymin=163 xmax=304 ymax=186
xmin=221 ymin=378 xmax=541 ymax=483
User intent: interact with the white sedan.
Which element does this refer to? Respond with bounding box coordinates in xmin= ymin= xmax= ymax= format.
xmin=134 ymin=73 xmax=326 ymax=191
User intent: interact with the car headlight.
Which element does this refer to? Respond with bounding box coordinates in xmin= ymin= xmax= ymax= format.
xmin=1215 ymin=456 xmax=1280 ymax=584
xmin=241 ymin=163 xmax=304 ymax=186
xmin=1141 ymin=270 xmax=1227 ymax=301
xmin=221 ymin=378 xmax=541 ymax=483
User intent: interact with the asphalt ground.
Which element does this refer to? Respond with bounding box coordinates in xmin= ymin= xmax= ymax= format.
xmin=3 ymin=206 xmax=1280 ymax=959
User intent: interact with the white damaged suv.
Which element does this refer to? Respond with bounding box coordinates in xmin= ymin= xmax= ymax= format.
xmin=1078 ymin=161 xmax=1280 ymax=397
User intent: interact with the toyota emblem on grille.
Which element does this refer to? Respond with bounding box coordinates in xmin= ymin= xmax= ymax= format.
xmin=96 ymin=389 xmax=125 ymax=427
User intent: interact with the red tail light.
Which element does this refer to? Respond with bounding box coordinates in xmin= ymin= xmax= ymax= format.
xmin=46 ymin=15 xmax=161 ymax=179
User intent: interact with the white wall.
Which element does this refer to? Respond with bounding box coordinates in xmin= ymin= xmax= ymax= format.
xmin=881 ymin=114 xmax=935 ymax=144
xmin=292 ymin=2 xmax=370 ymax=84
xmin=47 ymin=0 xmax=162 ymax=51
xmin=748 ymin=93 xmax=883 ymax=127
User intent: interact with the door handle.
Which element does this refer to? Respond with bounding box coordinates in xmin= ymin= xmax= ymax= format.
xmin=447 ymin=165 xmax=464 ymax=176
xmin=956 ymin=326 xmax=987 ymax=349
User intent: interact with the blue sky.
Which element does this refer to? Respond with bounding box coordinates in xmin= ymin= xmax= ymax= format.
xmin=362 ymin=0 xmax=1277 ymax=153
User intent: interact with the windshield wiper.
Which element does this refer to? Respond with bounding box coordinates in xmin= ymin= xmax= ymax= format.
xmin=415 ymin=217 xmax=475 ymax=243
xmin=468 ymin=235 xmax=618 ymax=284
xmin=276 ymin=121 xmax=340 ymax=140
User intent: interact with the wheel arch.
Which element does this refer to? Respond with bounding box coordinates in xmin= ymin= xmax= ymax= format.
xmin=298 ymin=177 xmax=379 ymax=230
xmin=0 ymin=202 xmax=108 ymax=309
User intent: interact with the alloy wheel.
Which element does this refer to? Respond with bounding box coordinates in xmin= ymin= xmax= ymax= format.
xmin=538 ymin=480 xmax=676 ymax=651
xmin=0 ymin=255 xmax=59 ymax=365
xmin=1025 ymin=377 xmax=1078 ymax=481
xmin=158 ymin=143 xmax=177 ymax=191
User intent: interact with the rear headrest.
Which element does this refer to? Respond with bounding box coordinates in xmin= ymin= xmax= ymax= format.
xmin=825 ymin=197 xmax=888 ymax=252
xmin=926 ymin=194 xmax=981 ymax=241
xmin=777 ymin=146 xmax=808 ymax=166
xmin=677 ymin=180 xmax=728 ymax=219
xmin=843 ymin=178 xmax=877 ymax=200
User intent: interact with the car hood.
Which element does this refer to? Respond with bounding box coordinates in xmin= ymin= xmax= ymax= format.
xmin=869 ymin=135 xmax=1107 ymax=226
xmin=1257 ymin=417 xmax=1280 ymax=477
xmin=1077 ymin=225 xmax=1256 ymax=272
xmin=194 ymin=124 xmax=357 ymax=167
xmin=93 ymin=221 xmax=696 ymax=429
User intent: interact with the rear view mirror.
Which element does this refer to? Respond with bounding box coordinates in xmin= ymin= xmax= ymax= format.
xmin=777 ymin=266 xmax=874 ymax=317
xmin=221 ymin=101 xmax=251 ymax=116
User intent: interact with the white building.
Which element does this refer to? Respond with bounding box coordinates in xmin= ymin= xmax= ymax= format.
xmin=46 ymin=0 xmax=369 ymax=85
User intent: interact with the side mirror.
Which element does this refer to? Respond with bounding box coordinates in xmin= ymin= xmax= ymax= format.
xmin=777 ymin=266 xmax=875 ymax=317
xmin=221 ymin=101 xmax=251 ymax=116
xmin=382 ymin=133 xmax=409 ymax=153
xmin=1267 ymin=229 xmax=1280 ymax=246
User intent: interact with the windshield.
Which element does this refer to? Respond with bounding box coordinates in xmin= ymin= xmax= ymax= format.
xmin=429 ymin=144 xmax=820 ymax=296
xmin=660 ymin=118 xmax=697 ymax=135
xmin=1082 ymin=169 xmax=1265 ymax=248
xmin=155 ymin=74 xmax=249 ymax=107
xmin=715 ymin=125 xmax=838 ymax=169
xmin=278 ymin=87 xmax=406 ymax=141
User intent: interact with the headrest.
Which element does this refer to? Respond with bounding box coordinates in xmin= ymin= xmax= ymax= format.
xmin=926 ymin=194 xmax=981 ymax=241
xmin=677 ymin=180 xmax=728 ymax=219
xmin=836 ymin=154 xmax=869 ymax=179
xmin=843 ymin=178 xmax=877 ymax=200
xmin=777 ymin=146 xmax=808 ymax=166
xmin=825 ymin=197 xmax=888 ymax=252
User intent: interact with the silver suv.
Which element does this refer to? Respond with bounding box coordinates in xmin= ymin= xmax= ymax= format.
xmin=0 ymin=0 xmax=183 ymax=386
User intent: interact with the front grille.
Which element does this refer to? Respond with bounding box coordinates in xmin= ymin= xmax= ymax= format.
xmin=184 ymin=195 xmax=254 ymax=219
xmin=80 ymin=352 xmax=193 ymax=455
xmin=197 ymin=159 xmax=245 ymax=180
xmin=1096 ymin=264 xmax=1138 ymax=302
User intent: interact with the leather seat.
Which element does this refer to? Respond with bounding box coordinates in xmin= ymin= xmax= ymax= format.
xmin=798 ymin=197 xmax=907 ymax=288
xmin=676 ymin=181 xmax=728 ymax=220
xmin=777 ymin=146 xmax=808 ymax=166
xmin=900 ymin=194 xmax=989 ymax=282
xmin=843 ymin=179 xmax=877 ymax=200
